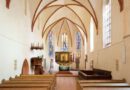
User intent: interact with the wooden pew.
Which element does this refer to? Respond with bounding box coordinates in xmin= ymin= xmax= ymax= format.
xmin=15 ymin=76 xmax=55 ymax=88
xmin=0 ymin=74 xmax=56 ymax=90
xmin=79 ymin=83 xmax=129 ymax=86
xmin=20 ymin=74 xmax=55 ymax=77
xmin=14 ymin=74 xmax=56 ymax=84
xmin=78 ymin=85 xmax=130 ymax=90
xmin=0 ymin=85 xmax=50 ymax=90
xmin=2 ymin=80 xmax=52 ymax=84
xmin=9 ymin=78 xmax=55 ymax=89
xmin=10 ymin=77 xmax=54 ymax=81
xmin=78 ymin=79 xmax=126 ymax=83
xmin=77 ymin=80 xmax=130 ymax=90
xmin=2 ymin=80 xmax=54 ymax=90
xmin=19 ymin=74 xmax=55 ymax=79
xmin=14 ymin=74 xmax=55 ymax=83
xmin=0 ymin=81 xmax=51 ymax=90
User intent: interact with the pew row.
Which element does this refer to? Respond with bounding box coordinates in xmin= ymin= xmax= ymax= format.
xmin=0 ymin=85 xmax=50 ymax=90
xmin=78 ymin=79 xmax=126 ymax=83
xmin=12 ymin=74 xmax=56 ymax=86
xmin=0 ymin=83 xmax=52 ymax=90
xmin=0 ymin=74 xmax=56 ymax=90
xmin=15 ymin=74 xmax=55 ymax=80
xmin=77 ymin=79 xmax=130 ymax=90
xmin=13 ymin=74 xmax=55 ymax=82
xmin=2 ymin=80 xmax=54 ymax=90
xmin=2 ymin=80 xmax=52 ymax=84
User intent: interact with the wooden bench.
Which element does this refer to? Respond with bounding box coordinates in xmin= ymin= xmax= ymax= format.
xmin=14 ymin=74 xmax=56 ymax=84
xmin=78 ymin=85 xmax=130 ymax=90
xmin=10 ymin=78 xmax=55 ymax=87
xmin=0 ymin=74 xmax=56 ymax=90
xmin=79 ymin=83 xmax=129 ymax=86
xmin=2 ymin=80 xmax=52 ymax=84
xmin=78 ymin=79 xmax=126 ymax=83
xmin=12 ymin=74 xmax=55 ymax=82
xmin=77 ymin=80 xmax=130 ymax=90
xmin=3 ymin=80 xmax=55 ymax=90
xmin=0 ymin=81 xmax=51 ymax=90
xmin=20 ymin=74 xmax=55 ymax=77
xmin=14 ymin=77 xmax=55 ymax=87
xmin=19 ymin=74 xmax=55 ymax=79
xmin=0 ymin=85 xmax=50 ymax=90
xmin=10 ymin=77 xmax=54 ymax=81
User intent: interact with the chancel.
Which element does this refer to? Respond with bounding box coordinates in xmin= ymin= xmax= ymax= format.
xmin=55 ymin=52 xmax=73 ymax=71
xmin=0 ymin=0 xmax=130 ymax=90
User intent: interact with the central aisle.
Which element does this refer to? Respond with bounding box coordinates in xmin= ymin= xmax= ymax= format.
xmin=56 ymin=76 xmax=77 ymax=90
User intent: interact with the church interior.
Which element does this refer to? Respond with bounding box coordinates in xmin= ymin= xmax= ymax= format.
xmin=0 ymin=0 xmax=130 ymax=90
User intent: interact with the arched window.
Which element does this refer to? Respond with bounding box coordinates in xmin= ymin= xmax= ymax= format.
xmin=61 ymin=33 xmax=68 ymax=51
xmin=76 ymin=32 xmax=81 ymax=51
xmin=48 ymin=32 xmax=54 ymax=57
xmin=90 ymin=18 xmax=94 ymax=52
xmin=103 ymin=0 xmax=111 ymax=48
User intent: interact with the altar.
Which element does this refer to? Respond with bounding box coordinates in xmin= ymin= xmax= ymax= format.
xmin=55 ymin=52 xmax=73 ymax=71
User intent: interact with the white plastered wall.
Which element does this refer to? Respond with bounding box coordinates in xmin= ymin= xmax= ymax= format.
xmin=87 ymin=0 xmax=130 ymax=84
xmin=0 ymin=0 xmax=37 ymax=82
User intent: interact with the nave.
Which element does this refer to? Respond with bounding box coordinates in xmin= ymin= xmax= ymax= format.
xmin=0 ymin=71 xmax=130 ymax=90
xmin=1 ymin=0 xmax=130 ymax=90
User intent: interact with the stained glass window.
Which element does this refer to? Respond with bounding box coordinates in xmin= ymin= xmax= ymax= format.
xmin=48 ymin=32 xmax=54 ymax=57
xmin=103 ymin=0 xmax=111 ymax=48
xmin=76 ymin=32 xmax=81 ymax=51
xmin=62 ymin=33 xmax=68 ymax=51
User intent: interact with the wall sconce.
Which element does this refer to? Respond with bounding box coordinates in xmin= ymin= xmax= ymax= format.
xmin=30 ymin=42 xmax=43 ymax=50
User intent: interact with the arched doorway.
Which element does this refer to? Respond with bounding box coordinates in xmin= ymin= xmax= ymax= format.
xmin=21 ymin=59 xmax=29 ymax=75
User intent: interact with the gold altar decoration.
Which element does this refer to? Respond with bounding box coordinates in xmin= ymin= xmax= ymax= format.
xmin=55 ymin=52 xmax=73 ymax=66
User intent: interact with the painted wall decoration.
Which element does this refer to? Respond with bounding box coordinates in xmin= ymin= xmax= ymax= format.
xmin=48 ymin=32 xmax=54 ymax=57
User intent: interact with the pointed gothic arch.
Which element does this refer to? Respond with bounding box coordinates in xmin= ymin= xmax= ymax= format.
xmin=21 ymin=59 xmax=29 ymax=75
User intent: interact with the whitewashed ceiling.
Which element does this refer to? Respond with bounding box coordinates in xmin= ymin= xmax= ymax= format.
xmin=28 ymin=0 xmax=99 ymax=43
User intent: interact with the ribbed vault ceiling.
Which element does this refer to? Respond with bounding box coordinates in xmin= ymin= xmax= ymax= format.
xmin=28 ymin=0 xmax=98 ymax=44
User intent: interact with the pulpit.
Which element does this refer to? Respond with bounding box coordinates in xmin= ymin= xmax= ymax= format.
xmin=30 ymin=57 xmax=44 ymax=74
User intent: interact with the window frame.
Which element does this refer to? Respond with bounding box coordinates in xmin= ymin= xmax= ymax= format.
xmin=103 ymin=0 xmax=112 ymax=48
